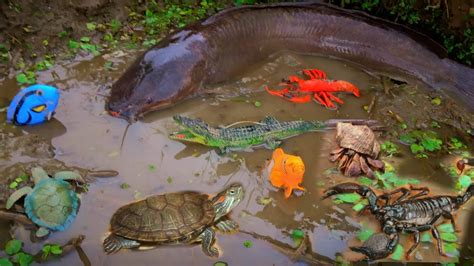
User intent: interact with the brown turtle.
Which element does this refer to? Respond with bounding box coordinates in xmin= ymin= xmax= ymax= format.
xmin=329 ymin=123 xmax=384 ymax=178
xmin=103 ymin=183 xmax=244 ymax=257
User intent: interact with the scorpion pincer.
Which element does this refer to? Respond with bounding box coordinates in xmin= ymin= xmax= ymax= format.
xmin=322 ymin=182 xmax=474 ymax=260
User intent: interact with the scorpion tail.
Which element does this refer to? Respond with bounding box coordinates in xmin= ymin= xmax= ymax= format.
xmin=456 ymin=183 xmax=474 ymax=208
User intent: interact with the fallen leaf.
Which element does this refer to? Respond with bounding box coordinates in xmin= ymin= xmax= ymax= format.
xmin=390 ymin=244 xmax=404 ymax=261
xmin=356 ymin=228 xmax=374 ymax=242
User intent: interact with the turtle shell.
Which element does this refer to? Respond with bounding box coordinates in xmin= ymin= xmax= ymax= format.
xmin=336 ymin=123 xmax=380 ymax=158
xmin=24 ymin=179 xmax=79 ymax=231
xmin=110 ymin=191 xmax=215 ymax=243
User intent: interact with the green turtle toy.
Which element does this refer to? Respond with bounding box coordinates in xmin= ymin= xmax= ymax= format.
xmin=6 ymin=167 xmax=83 ymax=237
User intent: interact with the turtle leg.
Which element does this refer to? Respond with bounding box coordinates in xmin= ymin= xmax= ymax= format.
xmin=215 ymin=217 xmax=239 ymax=233
xmin=199 ymin=228 xmax=219 ymax=257
xmin=36 ymin=227 xmax=50 ymax=238
xmin=103 ymin=234 xmax=140 ymax=254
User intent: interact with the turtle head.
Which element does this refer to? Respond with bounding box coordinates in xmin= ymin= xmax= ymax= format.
xmin=212 ymin=183 xmax=244 ymax=219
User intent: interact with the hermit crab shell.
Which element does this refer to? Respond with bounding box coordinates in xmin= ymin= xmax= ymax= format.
xmin=336 ymin=123 xmax=380 ymax=158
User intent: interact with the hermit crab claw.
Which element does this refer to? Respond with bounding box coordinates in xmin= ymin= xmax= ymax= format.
xmin=351 ymin=233 xmax=397 ymax=261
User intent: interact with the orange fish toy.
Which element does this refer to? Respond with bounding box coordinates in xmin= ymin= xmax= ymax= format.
xmin=268 ymin=148 xmax=306 ymax=198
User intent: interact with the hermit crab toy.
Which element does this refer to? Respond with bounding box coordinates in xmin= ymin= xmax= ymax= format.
xmin=329 ymin=123 xmax=384 ymax=178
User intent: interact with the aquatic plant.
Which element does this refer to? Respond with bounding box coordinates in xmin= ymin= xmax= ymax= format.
xmin=0 ymin=239 xmax=64 ymax=266
xmin=399 ymin=130 xmax=443 ymax=158
xmin=380 ymin=141 xmax=399 ymax=157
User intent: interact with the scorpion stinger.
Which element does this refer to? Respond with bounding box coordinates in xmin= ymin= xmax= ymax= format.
xmin=323 ymin=182 xmax=474 ymax=261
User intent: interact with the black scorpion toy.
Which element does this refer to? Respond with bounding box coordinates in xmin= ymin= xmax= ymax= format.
xmin=322 ymin=182 xmax=474 ymax=260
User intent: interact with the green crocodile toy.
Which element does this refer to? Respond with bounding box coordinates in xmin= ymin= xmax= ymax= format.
xmin=169 ymin=115 xmax=381 ymax=153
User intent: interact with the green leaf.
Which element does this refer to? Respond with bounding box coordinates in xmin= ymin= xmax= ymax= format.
xmin=420 ymin=137 xmax=442 ymax=151
xmin=243 ymin=240 xmax=253 ymax=248
xmin=352 ymin=200 xmax=368 ymax=212
xmin=443 ymin=242 xmax=460 ymax=257
xmin=214 ymin=262 xmax=228 ymax=266
xmin=86 ymin=22 xmax=96 ymax=31
xmin=256 ymin=196 xmax=272 ymax=206
xmin=456 ymin=175 xmax=472 ymax=191
xmin=291 ymin=229 xmax=304 ymax=240
xmin=431 ymin=97 xmax=442 ymax=105
xmin=9 ymin=181 xmax=18 ymax=189
xmin=42 ymin=244 xmax=52 ymax=259
xmin=15 ymin=73 xmax=28 ymax=84
xmin=108 ymin=19 xmax=122 ymax=32
xmin=0 ymin=258 xmax=13 ymax=266
xmin=390 ymin=244 xmax=404 ymax=261
xmin=167 ymin=176 xmax=173 ymax=184
xmin=333 ymin=193 xmax=361 ymax=204
xmin=254 ymin=101 xmax=262 ymax=107
xmin=68 ymin=40 xmax=79 ymax=50
xmin=420 ymin=232 xmax=432 ymax=243
xmin=440 ymin=232 xmax=457 ymax=242
xmin=120 ymin=183 xmax=130 ymax=189
xmin=5 ymin=239 xmax=22 ymax=255
xmin=17 ymin=252 xmax=33 ymax=266
xmin=410 ymin=143 xmax=424 ymax=154
xmin=58 ymin=31 xmax=67 ymax=38
xmin=148 ymin=164 xmax=156 ymax=171
xmin=381 ymin=141 xmax=399 ymax=156
xmin=430 ymin=121 xmax=441 ymax=128
xmin=356 ymin=228 xmax=374 ymax=241
xmin=80 ymin=36 xmax=90 ymax=43
xmin=438 ymin=223 xmax=455 ymax=233
xmin=358 ymin=177 xmax=374 ymax=186
xmin=50 ymin=244 xmax=62 ymax=255
xmin=399 ymin=133 xmax=416 ymax=144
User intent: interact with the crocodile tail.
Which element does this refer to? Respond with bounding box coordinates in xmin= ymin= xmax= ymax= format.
xmin=323 ymin=119 xmax=385 ymax=131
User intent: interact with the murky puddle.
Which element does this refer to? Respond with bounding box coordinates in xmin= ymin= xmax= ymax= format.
xmin=0 ymin=50 xmax=472 ymax=265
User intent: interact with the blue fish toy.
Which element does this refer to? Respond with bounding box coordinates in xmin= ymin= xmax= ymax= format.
xmin=7 ymin=84 xmax=60 ymax=126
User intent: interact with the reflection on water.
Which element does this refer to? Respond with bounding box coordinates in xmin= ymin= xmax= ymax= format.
xmin=0 ymin=51 xmax=472 ymax=265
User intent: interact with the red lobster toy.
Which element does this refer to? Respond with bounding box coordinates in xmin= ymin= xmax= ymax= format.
xmin=265 ymin=68 xmax=360 ymax=109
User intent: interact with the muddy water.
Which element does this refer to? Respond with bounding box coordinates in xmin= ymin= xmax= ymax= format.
xmin=0 ymin=51 xmax=472 ymax=265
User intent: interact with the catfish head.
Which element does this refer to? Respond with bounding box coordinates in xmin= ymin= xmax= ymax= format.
xmin=107 ymin=31 xmax=207 ymax=122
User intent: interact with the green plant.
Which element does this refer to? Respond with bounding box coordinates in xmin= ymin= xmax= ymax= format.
xmin=15 ymin=71 xmax=36 ymax=85
xmin=381 ymin=141 xmax=399 ymax=157
xmin=0 ymin=43 xmax=9 ymax=62
xmin=399 ymin=130 xmax=442 ymax=158
xmin=1 ymin=239 xmax=33 ymax=266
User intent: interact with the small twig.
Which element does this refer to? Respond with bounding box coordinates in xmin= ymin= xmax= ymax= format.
xmin=6 ymin=33 xmax=22 ymax=45
xmin=33 ymin=235 xmax=89 ymax=265
xmin=387 ymin=109 xmax=405 ymax=124
xmin=367 ymin=96 xmax=376 ymax=116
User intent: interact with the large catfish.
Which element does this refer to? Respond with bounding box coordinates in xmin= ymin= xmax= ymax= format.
xmin=107 ymin=2 xmax=474 ymax=121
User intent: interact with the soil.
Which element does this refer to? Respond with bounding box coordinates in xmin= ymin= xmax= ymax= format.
xmin=0 ymin=0 xmax=472 ymax=77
